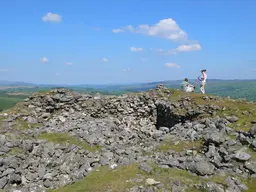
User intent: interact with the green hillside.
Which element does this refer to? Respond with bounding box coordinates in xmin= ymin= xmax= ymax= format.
xmin=0 ymin=92 xmax=28 ymax=111
xmin=205 ymin=80 xmax=256 ymax=101
xmin=0 ymin=80 xmax=256 ymax=111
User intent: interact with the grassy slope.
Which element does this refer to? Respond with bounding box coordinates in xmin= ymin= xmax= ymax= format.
xmin=205 ymin=80 xmax=256 ymax=101
xmin=50 ymin=164 xmax=256 ymax=192
xmin=39 ymin=132 xmax=102 ymax=152
xmin=0 ymin=97 xmax=24 ymax=111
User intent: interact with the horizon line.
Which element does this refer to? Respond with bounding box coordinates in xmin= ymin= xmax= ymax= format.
xmin=1 ymin=78 xmax=256 ymax=87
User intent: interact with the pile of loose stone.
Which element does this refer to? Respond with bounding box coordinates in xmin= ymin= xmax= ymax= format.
xmin=0 ymin=87 xmax=256 ymax=192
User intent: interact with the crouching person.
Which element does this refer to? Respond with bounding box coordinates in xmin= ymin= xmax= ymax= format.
xmin=181 ymin=78 xmax=195 ymax=92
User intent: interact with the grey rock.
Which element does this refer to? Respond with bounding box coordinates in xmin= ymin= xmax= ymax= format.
xmin=205 ymin=144 xmax=217 ymax=158
xmin=187 ymin=161 xmax=215 ymax=176
xmin=58 ymin=116 xmax=66 ymax=123
xmin=41 ymin=113 xmax=51 ymax=119
xmin=238 ymin=133 xmax=252 ymax=145
xmin=227 ymin=139 xmax=237 ymax=146
xmin=9 ymin=159 xmax=19 ymax=169
xmin=43 ymin=179 xmax=51 ymax=188
xmin=21 ymin=175 xmax=28 ymax=185
xmin=100 ymin=157 xmax=109 ymax=165
xmin=58 ymin=175 xmax=72 ymax=186
xmin=9 ymin=173 xmax=22 ymax=185
xmin=0 ymin=135 xmax=6 ymax=145
xmin=203 ymin=131 xmax=225 ymax=144
xmin=244 ymin=161 xmax=256 ymax=173
xmin=139 ymin=163 xmax=153 ymax=173
xmin=202 ymin=181 xmax=225 ymax=192
xmin=102 ymin=151 xmax=114 ymax=160
xmin=251 ymin=141 xmax=256 ymax=152
xmin=226 ymin=116 xmax=239 ymax=123
xmin=0 ymin=146 xmax=11 ymax=153
xmin=225 ymin=186 xmax=241 ymax=192
xmin=164 ymin=158 xmax=180 ymax=168
xmin=27 ymin=116 xmax=37 ymax=124
xmin=21 ymin=141 xmax=33 ymax=153
xmin=38 ymin=165 xmax=46 ymax=179
xmin=171 ymin=185 xmax=186 ymax=192
xmin=25 ymin=172 xmax=38 ymax=181
xmin=225 ymin=176 xmax=235 ymax=187
xmin=234 ymin=151 xmax=251 ymax=161
xmin=0 ymin=177 xmax=8 ymax=189
xmin=238 ymin=184 xmax=248 ymax=191
xmin=2 ymin=168 xmax=15 ymax=177
xmin=249 ymin=125 xmax=256 ymax=135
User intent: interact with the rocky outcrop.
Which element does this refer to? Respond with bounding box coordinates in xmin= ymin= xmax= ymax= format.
xmin=0 ymin=87 xmax=255 ymax=192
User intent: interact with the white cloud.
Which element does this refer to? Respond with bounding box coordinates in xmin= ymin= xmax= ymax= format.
xmin=165 ymin=63 xmax=180 ymax=68
xmin=0 ymin=69 xmax=8 ymax=72
xmin=175 ymin=44 xmax=201 ymax=52
xmin=40 ymin=57 xmax=49 ymax=63
xmin=123 ymin=68 xmax=131 ymax=72
xmin=155 ymin=48 xmax=176 ymax=56
xmin=156 ymin=43 xmax=201 ymax=55
xmin=113 ymin=18 xmax=188 ymax=41
xmin=156 ymin=48 xmax=165 ymax=53
xmin=102 ymin=58 xmax=108 ymax=62
xmin=65 ymin=62 xmax=73 ymax=66
xmin=112 ymin=28 xmax=124 ymax=33
xmin=42 ymin=12 xmax=62 ymax=23
xmin=130 ymin=47 xmax=143 ymax=52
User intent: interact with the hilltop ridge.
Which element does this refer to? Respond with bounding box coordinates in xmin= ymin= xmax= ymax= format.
xmin=1 ymin=79 xmax=256 ymax=102
xmin=0 ymin=86 xmax=256 ymax=192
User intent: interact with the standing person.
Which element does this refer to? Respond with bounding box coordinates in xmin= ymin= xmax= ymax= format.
xmin=199 ymin=69 xmax=207 ymax=94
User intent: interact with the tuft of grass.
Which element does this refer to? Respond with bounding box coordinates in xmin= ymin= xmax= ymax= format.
xmin=48 ymin=161 xmax=256 ymax=192
xmin=49 ymin=164 xmax=142 ymax=192
xmin=9 ymin=117 xmax=40 ymax=132
xmin=151 ymin=164 xmax=256 ymax=192
xmin=151 ymin=164 xmax=201 ymax=186
xmin=245 ymin=178 xmax=256 ymax=192
xmin=15 ymin=118 xmax=29 ymax=130
xmin=155 ymin=138 xmax=203 ymax=153
xmin=0 ymin=147 xmax=24 ymax=157
xmin=0 ymin=116 xmax=5 ymax=129
xmin=214 ymin=100 xmax=256 ymax=132
xmin=50 ymin=163 xmax=202 ymax=192
xmin=8 ymin=147 xmax=24 ymax=156
xmin=39 ymin=132 xmax=102 ymax=152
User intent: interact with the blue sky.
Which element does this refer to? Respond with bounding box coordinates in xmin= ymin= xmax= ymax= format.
xmin=1 ymin=0 xmax=255 ymax=85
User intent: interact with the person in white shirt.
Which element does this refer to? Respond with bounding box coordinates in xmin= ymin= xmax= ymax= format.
xmin=199 ymin=69 xmax=207 ymax=94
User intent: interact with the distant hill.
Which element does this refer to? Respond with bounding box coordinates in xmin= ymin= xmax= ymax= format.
xmin=1 ymin=79 xmax=256 ymax=101
xmin=0 ymin=80 xmax=35 ymax=86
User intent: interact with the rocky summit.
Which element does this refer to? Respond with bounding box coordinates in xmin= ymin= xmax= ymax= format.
xmin=0 ymin=86 xmax=256 ymax=192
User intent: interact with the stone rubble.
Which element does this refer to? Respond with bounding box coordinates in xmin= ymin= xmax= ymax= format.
xmin=0 ymin=87 xmax=255 ymax=192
